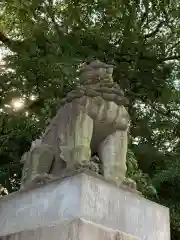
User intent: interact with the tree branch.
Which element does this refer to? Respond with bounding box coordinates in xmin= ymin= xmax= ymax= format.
xmin=0 ymin=115 xmax=6 ymax=135
xmin=0 ymin=32 xmax=11 ymax=47
xmin=158 ymin=55 xmax=180 ymax=63
xmin=44 ymin=0 xmax=64 ymax=40
xmin=114 ymin=51 xmax=180 ymax=65
xmin=0 ymin=31 xmax=22 ymax=52
xmin=144 ymin=21 xmax=165 ymax=39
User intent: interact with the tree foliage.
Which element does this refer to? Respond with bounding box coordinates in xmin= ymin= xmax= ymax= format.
xmin=1 ymin=0 xmax=180 ymax=238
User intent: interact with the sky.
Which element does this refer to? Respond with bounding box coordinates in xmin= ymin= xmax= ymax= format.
xmin=0 ymin=46 xmax=8 ymax=62
xmin=0 ymin=47 xmax=35 ymax=111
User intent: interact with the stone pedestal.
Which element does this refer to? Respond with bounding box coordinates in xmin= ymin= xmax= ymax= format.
xmin=0 ymin=171 xmax=170 ymax=240
xmin=1 ymin=218 xmax=140 ymax=240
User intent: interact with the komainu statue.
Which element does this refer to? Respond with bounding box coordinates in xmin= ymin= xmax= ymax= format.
xmin=20 ymin=60 xmax=131 ymax=190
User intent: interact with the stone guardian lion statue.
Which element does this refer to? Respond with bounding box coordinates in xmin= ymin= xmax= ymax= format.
xmin=20 ymin=60 xmax=130 ymax=190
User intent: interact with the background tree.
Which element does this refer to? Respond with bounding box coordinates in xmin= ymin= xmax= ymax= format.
xmin=1 ymin=0 xmax=180 ymax=238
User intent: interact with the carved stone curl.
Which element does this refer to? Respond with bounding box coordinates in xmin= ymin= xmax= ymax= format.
xmin=20 ymin=60 xmax=130 ymax=190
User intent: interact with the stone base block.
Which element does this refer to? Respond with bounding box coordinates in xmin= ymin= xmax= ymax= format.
xmin=2 ymin=218 xmax=139 ymax=240
xmin=0 ymin=171 xmax=170 ymax=240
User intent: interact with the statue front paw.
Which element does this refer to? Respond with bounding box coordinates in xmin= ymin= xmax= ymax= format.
xmin=32 ymin=173 xmax=53 ymax=184
xmin=121 ymin=177 xmax=137 ymax=190
xmin=74 ymin=160 xmax=99 ymax=174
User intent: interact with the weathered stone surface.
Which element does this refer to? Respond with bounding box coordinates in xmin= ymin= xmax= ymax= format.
xmin=0 ymin=172 xmax=170 ymax=240
xmin=79 ymin=60 xmax=114 ymax=84
xmin=20 ymin=142 xmax=54 ymax=190
xmin=1 ymin=218 xmax=140 ymax=240
xmin=20 ymin=60 xmax=130 ymax=190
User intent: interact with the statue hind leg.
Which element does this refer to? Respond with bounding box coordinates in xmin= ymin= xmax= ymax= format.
xmin=98 ymin=130 xmax=128 ymax=187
